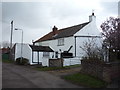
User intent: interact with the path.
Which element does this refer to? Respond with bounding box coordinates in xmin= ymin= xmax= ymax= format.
xmin=2 ymin=63 xmax=83 ymax=88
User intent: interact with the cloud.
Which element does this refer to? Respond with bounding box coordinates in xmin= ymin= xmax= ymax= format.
xmin=2 ymin=0 xmax=119 ymax=44
xmin=2 ymin=2 xmax=52 ymax=29
xmin=100 ymin=1 xmax=118 ymax=16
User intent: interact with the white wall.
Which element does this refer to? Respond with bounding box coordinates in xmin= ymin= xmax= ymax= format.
xmin=75 ymin=37 xmax=102 ymax=58
xmin=14 ymin=43 xmax=50 ymax=66
xmin=36 ymin=36 xmax=75 ymax=57
xmin=63 ymin=57 xmax=81 ymax=66
xmin=74 ymin=21 xmax=101 ymax=36
xmin=15 ymin=44 xmax=31 ymax=64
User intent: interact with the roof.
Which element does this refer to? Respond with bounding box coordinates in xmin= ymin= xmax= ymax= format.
xmin=1 ymin=48 xmax=10 ymax=54
xmin=34 ymin=22 xmax=89 ymax=43
xmin=29 ymin=45 xmax=54 ymax=52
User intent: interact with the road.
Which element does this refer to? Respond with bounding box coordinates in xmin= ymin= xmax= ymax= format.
xmin=2 ymin=63 xmax=83 ymax=88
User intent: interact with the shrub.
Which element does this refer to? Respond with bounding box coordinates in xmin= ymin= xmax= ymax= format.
xmin=80 ymin=38 xmax=104 ymax=61
xmin=16 ymin=57 xmax=29 ymax=65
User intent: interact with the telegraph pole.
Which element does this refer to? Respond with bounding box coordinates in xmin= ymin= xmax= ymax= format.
xmin=10 ymin=21 xmax=13 ymax=60
xmin=10 ymin=21 xmax=13 ymax=49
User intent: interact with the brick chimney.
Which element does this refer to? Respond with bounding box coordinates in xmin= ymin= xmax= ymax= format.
xmin=52 ymin=26 xmax=58 ymax=35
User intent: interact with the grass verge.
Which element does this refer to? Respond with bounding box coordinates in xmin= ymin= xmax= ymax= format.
xmin=2 ymin=59 xmax=14 ymax=63
xmin=63 ymin=73 xmax=108 ymax=88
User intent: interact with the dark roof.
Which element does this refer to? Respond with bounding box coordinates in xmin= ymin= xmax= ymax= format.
xmin=1 ymin=48 xmax=10 ymax=54
xmin=34 ymin=22 xmax=89 ymax=43
xmin=29 ymin=45 xmax=54 ymax=52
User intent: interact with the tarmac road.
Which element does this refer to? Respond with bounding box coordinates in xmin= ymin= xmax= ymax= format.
xmin=2 ymin=63 xmax=83 ymax=88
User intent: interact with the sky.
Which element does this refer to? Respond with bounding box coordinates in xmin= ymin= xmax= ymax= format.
xmin=1 ymin=0 xmax=120 ymax=46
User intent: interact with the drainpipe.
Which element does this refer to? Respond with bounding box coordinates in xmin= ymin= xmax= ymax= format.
xmin=75 ymin=36 xmax=77 ymax=57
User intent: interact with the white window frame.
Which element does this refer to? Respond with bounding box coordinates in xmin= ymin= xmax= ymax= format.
xmin=58 ymin=38 xmax=64 ymax=46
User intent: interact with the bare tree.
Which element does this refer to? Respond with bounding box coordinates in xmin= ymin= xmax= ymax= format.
xmin=80 ymin=38 xmax=103 ymax=60
xmin=2 ymin=41 xmax=10 ymax=48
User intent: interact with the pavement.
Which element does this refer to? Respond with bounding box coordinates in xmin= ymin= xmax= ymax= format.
xmin=107 ymin=77 xmax=120 ymax=88
xmin=0 ymin=61 xmax=2 ymax=89
xmin=2 ymin=63 xmax=83 ymax=88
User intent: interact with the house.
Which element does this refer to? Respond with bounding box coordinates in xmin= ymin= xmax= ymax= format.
xmin=1 ymin=47 xmax=10 ymax=54
xmin=11 ymin=43 xmax=54 ymax=66
xmin=34 ymin=13 xmax=102 ymax=65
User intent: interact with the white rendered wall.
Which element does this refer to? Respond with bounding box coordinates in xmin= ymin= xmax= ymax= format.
xmin=75 ymin=37 xmax=102 ymax=58
xmin=63 ymin=57 xmax=81 ymax=66
xmin=36 ymin=36 xmax=75 ymax=57
xmin=15 ymin=43 xmax=31 ymax=64
xmin=74 ymin=21 xmax=101 ymax=36
xmin=14 ymin=43 xmax=51 ymax=65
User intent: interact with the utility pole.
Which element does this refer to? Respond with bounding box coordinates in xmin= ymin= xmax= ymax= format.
xmin=10 ymin=20 xmax=13 ymax=60
xmin=10 ymin=21 xmax=13 ymax=49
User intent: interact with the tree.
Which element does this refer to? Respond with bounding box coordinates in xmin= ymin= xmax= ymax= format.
xmin=80 ymin=38 xmax=104 ymax=60
xmin=101 ymin=17 xmax=120 ymax=61
xmin=2 ymin=41 xmax=10 ymax=48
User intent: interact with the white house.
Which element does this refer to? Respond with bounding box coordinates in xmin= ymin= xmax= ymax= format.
xmin=34 ymin=13 xmax=102 ymax=66
xmin=11 ymin=43 xmax=54 ymax=66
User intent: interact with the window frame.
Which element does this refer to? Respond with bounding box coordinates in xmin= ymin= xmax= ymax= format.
xmin=58 ymin=38 xmax=64 ymax=46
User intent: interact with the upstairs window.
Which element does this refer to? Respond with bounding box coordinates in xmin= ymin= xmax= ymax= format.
xmin=58 ymin=38 xmax=64 ymax=46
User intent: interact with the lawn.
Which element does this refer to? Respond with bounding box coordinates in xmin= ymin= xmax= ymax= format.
xmin=63 ymin=73 xmax=108 ymax=88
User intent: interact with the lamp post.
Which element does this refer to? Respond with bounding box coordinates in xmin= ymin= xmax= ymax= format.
xmin=15 ymin=28 xmax=23 ymax=61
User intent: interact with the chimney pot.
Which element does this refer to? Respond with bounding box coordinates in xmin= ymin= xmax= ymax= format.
xmin=52 ymin=26 xmax=58 ymax=35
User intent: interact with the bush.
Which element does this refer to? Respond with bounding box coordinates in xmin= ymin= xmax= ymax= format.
xmin=16 ymin=57 xmax=29 ymax=65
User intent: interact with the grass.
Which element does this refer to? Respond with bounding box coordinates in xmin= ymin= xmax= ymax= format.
xmin=35 ymin=66 xmax=66 ymax=71
xmin=64 ymin=64 xmax=80 ymax=68
xmin=2 ymin=59 xmax=14 ymax=63
xmin=35 ymin=64 xmax=80 ymax=71
xmin=63 ymin=73 xmax=108 ymax=88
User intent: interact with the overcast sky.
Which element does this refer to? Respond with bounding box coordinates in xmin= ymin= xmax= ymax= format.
xmin=1 ymin=0 xmax=119 ymax=45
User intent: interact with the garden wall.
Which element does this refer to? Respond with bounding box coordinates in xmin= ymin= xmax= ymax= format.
xmin=49 ymin=59 xmax=63 ymax=67
xmin=80 ymin=60 xmax=120 ymax=83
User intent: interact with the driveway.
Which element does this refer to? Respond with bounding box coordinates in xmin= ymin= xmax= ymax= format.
xmin=2 ymin=63 xmax=83 ymax=88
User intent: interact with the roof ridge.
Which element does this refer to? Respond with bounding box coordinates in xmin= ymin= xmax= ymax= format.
xmin=58 ymin=22 xmax=89 ymax=31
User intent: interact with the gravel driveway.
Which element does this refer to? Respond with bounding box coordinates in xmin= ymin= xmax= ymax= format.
xmin=2 ymin=63 xmax=83 ymax=88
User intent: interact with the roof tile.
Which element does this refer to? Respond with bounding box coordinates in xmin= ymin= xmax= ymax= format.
xmin=34 ymin=22 xmax=89 ymax=42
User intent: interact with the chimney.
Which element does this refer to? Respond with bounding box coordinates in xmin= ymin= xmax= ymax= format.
xmin=52 ymin=26 xmax=58 ymax=35
xmin=89 ymin=12 xmax=96 ymax=22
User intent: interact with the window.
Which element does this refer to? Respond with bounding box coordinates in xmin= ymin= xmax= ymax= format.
xmin=58 ymin=38 xmax=64 ymax=46
xmin=43 ymin=52 xmax=49 ymax=57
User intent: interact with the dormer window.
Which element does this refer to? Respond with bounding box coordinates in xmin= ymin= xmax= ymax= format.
xmin=58 ymin=38 xmax=64 ymax=46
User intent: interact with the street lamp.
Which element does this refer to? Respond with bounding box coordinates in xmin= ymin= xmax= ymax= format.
xmin=15 ymin=28 xmax=23 ymax=61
